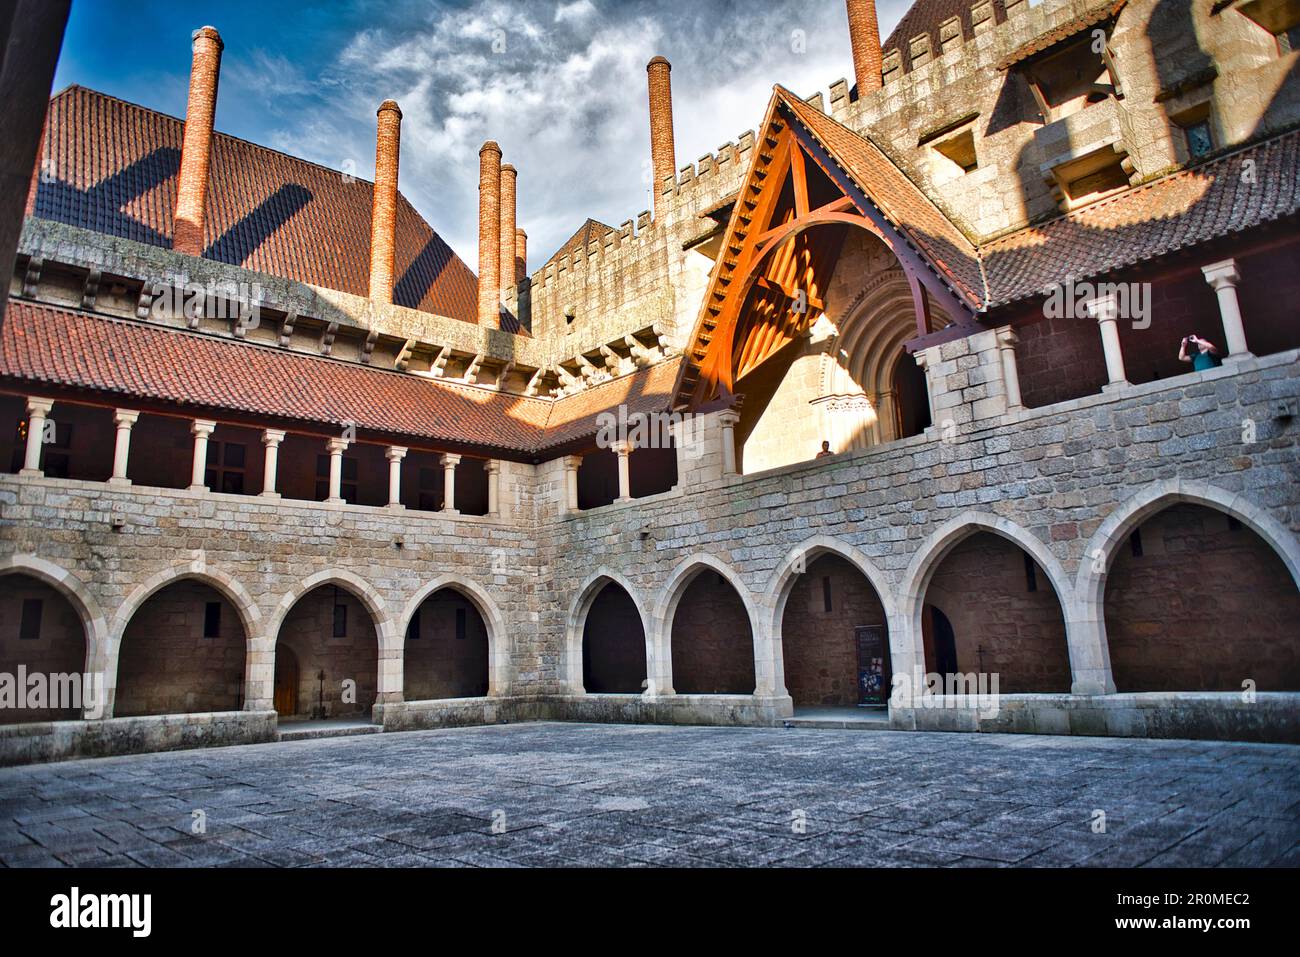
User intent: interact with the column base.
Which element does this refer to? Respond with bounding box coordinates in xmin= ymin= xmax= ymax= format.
xmin=1102 ymin=381 xmax=1130 ymax=393
xmin=324 ymin=497 xmax=345 ymax=505
xmin=17 ymin=468 xmax=42 ymax=477
xmin=385 ymin=502 xmax=406 ymax=511
xmin=107 ymin=477 xmax=132 ymax=488
xmin=442 ymin=508 xmax=460 ymax=516
xmin=187 ymin=484 xmax=208 ymax=493
xmin=1223 ymin=352 xmax=1255 ymax=363
xmin=259 ymin=491 xmax=281 ymax=500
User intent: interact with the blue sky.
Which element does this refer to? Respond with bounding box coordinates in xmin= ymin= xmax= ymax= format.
xmin=53 ymin=0 xmax=911 ymax=268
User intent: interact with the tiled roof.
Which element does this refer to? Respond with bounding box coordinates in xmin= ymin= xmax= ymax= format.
xmin=545 ymin=218 xmax=616 ymax=267
xmin=981 ymin=130 xmax=1300 ymax=306
xmin=780 ymin=89 xmax=986 ymax=309
xmin=883 ymin=0 xmax=1007 ymax=72
xmin=0 ymin=301 xmax=677 ymax=459
xmin=28 ymin=86 xmax=482 ymax=325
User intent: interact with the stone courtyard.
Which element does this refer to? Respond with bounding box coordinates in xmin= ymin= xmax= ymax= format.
xmin=1 ymin=724 xmax=1296 ymax=868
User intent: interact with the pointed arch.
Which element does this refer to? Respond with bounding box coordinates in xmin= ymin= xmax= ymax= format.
xmin=564 ymin=568 xmax=651 ymax=694
xmin=398 ymin=574 xmax=510 ymax=697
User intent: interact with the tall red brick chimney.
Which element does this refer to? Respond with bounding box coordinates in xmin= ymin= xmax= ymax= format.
xmin=514 ymin=228 xmax=527 ymax=283
xmin=477 ymin=141 xmax=502 ymax=328
xmin=368 ymin=99 xmax=402 ymax=303
xmin=846 ymin=0 xmax=883 ymax=95
xmin=173 ymin=26 xmax=224 ymax=257
xmin=499 ymin=163 xmax=517 ymax=295
xmin=646 ymin=56 xmax=676 ymax=219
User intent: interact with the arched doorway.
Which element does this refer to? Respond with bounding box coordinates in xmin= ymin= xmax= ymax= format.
xmin=116 ymin=580 xmax=246 ymax=717
xmin=670 ymin=570 xmax=755 ymax=695
xmin=274 ymin=584 xmax=378 ymax=719
xmin=0 ymin=573 xmax=88 ymax=722
xmin=1104 ymin=504 xmax=1300 ymax=691
xmin=922 ymin=532 xmax=1071 ymax=693
xmin=780 ymin=553 xmax=890 ymax=708
xmin=892 ymin=350 xmax=931 ymax=439
xmin=581 ymin=581 xmax=647 ymax=694
xmin=403 ymin=587 xmax=490 ymax=700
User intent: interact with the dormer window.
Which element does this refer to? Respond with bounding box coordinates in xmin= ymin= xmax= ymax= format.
xmin=998 ymin=4 xmax=1126 ymax=125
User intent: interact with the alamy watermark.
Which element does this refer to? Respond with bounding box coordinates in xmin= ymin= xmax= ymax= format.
xmin=149 ymin=279 xmax=265 ymax=330
xmin=595 ymin=405 xmax=706 ymax=459
xmin=890 ymin=668 xmax=1001 ymax=719
xmin=0 ymin=668 xmax=106 ymax=719
xmin=1042 ymin=277 xmax=1151 ymax=330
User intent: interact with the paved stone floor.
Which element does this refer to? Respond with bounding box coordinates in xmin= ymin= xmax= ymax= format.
xmin=1 ymin=723 xmax=1297 ymax=868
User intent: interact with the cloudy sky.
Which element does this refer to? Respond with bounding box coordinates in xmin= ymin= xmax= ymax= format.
xmin=53 ymin=0 xmax=913 ymax=269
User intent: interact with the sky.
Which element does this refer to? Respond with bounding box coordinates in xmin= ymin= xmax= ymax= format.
xmin=52 ymin=0 xmax=913 ymax=269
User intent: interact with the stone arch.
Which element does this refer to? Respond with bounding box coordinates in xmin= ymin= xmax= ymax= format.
xmin=268 ymin=569 xmax=395 ymax=717
xmin=901 ymin=512 xmax=1078 ymax=694
xmin=1079 ymin=480 xmax=1300 ymax=692
xmin=564 ymin=568 xmax=651 ymax=694
xmin=1076 ymin=479 xmax=1300 ymax=614
xmin=111 ymin=562 xmax=260 ymax=718
xmin=654 ymin=553 xmax=764 ymax=696
xmin=398 ymin=574 xmax=510 ymax=697
xmin=0 ymin=555 xmax=108 ymax=720
xmin=767 ymin=536 xmax=899 ymax=709
xmin=110 ymin=561 xmax=261 ymax=717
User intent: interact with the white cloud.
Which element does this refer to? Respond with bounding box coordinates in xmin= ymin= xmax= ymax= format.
xmin=555 ymin=0 xmax=596 ymax=24
xmin=254 ymin=0 xmax=910 ymax=270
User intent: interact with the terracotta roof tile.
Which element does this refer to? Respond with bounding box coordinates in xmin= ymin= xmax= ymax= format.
xmin=0 ymin=302 xmax=675 ymax=458
xmin=981 ymin=130 xmax=1300 ymax=306
xmin=545 ymin=218 xmax=616 ymax=267
xmin=30 ymin=86 xmax=482 ymax=325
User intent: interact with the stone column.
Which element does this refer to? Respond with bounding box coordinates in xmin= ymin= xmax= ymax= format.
xmin=486 ymin=460 xmax=501 ymax=516
xmin=19 ymin=397 xmax=53 ymax=475
xmin=562 ymin=455 xmax=582 ymax=512
xmin=717 ymin=410 xmax=740 ymax=476
xmin=109 ymin=409 xmax=138 ymax=486
xmin=1201 ymin=258 xmax=1251 ymax=359
xmin=613 ymin=441 xmax=632 ymax=502
xmin=189 ymin=419 xmax=216 ymax=491
xmin=324 ymin=437 xmax=349 ymax=504
xmin=995 ymin=328 xmax=1023 ymax=411
xmin=260 ymin=429 xmax=285 ymax=498
xmin=1085 ymin=295 xmax=1128 ymax=389
xmin=385 ymin=446 xmax=407 ymax=509
xmin=440 ymin=453 xmax=460 ymax=514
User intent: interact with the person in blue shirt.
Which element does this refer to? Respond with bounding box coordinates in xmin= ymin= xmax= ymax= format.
xmin=1179 ymin=334 xmax=1222 ymax=372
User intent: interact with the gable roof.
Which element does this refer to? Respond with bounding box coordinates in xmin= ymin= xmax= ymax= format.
xmin=27 ymin=86 xmax=482 ymax=325
xmin=779 ymin=88 xmax=986 ymax=307
xmin=545 ymin=218 xmax=617 ymax=267
xmin=0 ymin=300 xmax=679 ymax=460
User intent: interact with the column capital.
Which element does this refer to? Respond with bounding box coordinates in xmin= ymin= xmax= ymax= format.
xmin=1201 ymin=257 xmax=1240 ymax=291
xmin=439 ymin=452 xmax=462 ymax=468
xmin=1084 ymin=295 xmax=1118 ymax=323
xmin=191 ymin=418 xmax=217 ymax=438
xmin=386 ymin=445 xmax=409 ymax=462
xmin=326 ymin=437 xmax=350 ymax=454
xmin=262 ymin=428 xmax=286 ymax=447
xmin=562 ymin=454 xmax=583 ymax=472
xmin=995 ymin=326 xmax=1019 ymax=348
xmin=25 ymin=397 xmax=53 ymax=417
xmin=610 ymin=440 xmax=632 ymax=456
xmin=485 ymin=459 xmax=501 ymax=475
xmin=715 ymin=409 xmax=741 ymax=428
xmin=113 ymin=409 xmax=140 ymax=427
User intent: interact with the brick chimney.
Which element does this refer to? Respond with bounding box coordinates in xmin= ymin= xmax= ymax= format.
xmin=173 ymin=26 xmax=224 ymax=257
xmin=846 ymin=0 xmax=883 ymax=95
xmin=499 ymin=163 xmax=517 ymax=295
xmin=368 ymin=99 xmax=402 ymax=303
xmin=514 ymin=228 xmax=527 ymax=283
xmin=477 ymin=141 xmax=502 ymax=328
xmin=646 ymin=56 xmax=676 ymax=219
